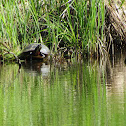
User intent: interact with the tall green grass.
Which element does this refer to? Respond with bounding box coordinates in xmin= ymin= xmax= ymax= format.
xmin=0 ymin=0 xmax=105 ymax=59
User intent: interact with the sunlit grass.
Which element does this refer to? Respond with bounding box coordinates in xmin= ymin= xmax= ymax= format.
xmin=0 ymin=0 xmax=105 ymax=59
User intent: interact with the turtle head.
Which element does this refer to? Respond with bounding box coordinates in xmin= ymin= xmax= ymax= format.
xmin=34 ymin=44 xmax=42 ymax=55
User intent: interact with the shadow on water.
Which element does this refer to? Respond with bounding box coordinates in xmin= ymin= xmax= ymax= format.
xmin=0 ymin=48 xmax=126 ymax=125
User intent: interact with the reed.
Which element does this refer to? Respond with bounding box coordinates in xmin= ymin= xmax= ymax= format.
xmin=0 ymin=0 xmax=105 ymax=59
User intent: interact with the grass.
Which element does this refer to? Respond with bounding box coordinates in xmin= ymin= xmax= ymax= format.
xmin=0 ymin=0 xmax=105 ymax=60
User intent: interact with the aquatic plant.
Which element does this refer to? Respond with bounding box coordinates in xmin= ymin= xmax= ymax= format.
xmin=0 ymin=0 xmax=105 ymax=59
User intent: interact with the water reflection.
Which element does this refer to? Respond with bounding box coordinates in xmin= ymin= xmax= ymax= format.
xmin=21 ymin=61 xmax=50 ymax=77
xmin=105 ymin=46 xmax=126 ymax=122
xmin=1 ymin=49 xmax=126 ymax=125
xmin=106 ymin=47 xmax=126 ymax=93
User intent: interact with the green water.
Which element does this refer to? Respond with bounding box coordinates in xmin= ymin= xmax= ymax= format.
xmin=0 ymin=56 xmax=126 ymax=126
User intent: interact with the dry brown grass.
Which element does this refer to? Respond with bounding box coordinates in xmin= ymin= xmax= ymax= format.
xmin=105 ymin=0 xmax=126 ymax=43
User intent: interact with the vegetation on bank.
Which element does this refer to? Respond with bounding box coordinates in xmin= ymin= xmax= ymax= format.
xmin=0 ymin=0 xmax=105 ymax=60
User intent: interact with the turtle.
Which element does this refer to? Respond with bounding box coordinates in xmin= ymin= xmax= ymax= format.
xmin=18 ymin=43 xmax=50 ymax=60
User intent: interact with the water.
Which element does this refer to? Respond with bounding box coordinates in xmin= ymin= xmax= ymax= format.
xmin=0 ymin=50 xmax=126 ymax=126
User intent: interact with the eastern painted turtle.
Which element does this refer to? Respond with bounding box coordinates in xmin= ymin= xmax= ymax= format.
xmin=18 ymin=43 xmax=50 ymax=60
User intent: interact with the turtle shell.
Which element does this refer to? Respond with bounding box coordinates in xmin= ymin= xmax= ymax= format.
xmin=18 ymin=43 xmax=50 ymax=60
